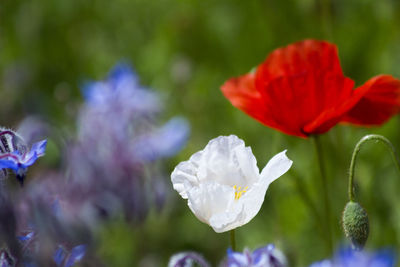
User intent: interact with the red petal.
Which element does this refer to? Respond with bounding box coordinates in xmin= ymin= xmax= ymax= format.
xmin=253 ymin=40 xmax=355 ymax=137
xmin=221 ymin=72 xmax=284 ymax=131
xmin=341 ymin=75 xmax=400 ymax=125
xmin=255 ymin=39 xmax=343 ymax=86
xmin=303 ymin=77 xmax=364 ymax=134
xmin=262 ymin=73 xmax=355 ymax=137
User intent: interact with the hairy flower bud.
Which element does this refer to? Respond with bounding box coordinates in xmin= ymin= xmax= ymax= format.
xmin=342 ymin=201 xmax=369 ymax=249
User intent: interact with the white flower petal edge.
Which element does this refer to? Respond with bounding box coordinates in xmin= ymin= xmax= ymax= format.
xmin=171 ymin=135 xmax=293 ymax=233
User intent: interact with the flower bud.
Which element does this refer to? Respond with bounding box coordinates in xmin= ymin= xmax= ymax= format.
xmin=342 ymin=201 xmax=369 ymax=249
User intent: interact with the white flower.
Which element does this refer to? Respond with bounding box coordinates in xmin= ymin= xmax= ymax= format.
xmin=171 ymin=135 xmax=292 ymax=233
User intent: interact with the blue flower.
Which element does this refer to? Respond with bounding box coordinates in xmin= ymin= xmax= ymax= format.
xmin=310 ymin=247 xmax=396 ymax=267
xmin=168 ymin=252 xmax=210 ymax=267
xmin=65 ymin=62 xmax=190 ymax=223
xmin=53 ymin=245 xmax=86 ymax=267
xmin=0 ymin=139 xmax=47 ymax=185
xmin=224 ymin=244 xmax=287 ymax=267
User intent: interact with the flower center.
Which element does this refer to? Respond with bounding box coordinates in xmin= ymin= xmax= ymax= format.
xmin=233 ymin=185 xmax=249 ymax=200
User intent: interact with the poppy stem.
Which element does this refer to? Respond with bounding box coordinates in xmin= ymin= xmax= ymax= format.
xmin=312 ymin=135 xmax=333 ymax=253
xmin=230 ymin=229 xmax=236 ymax=251
xmin=348 ymin=134 xmax=400 ymax=202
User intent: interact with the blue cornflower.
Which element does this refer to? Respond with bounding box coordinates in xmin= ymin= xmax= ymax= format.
xmin=223 ymin=244 xmax=287 ymax=267
xmin=310 ymin=247 xmax=396 ymax=267
xmin=0 ymin=128 xmax=47 ymax=185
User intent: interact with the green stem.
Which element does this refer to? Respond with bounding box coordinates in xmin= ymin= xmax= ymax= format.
xmin=230 ymin=229 xmax=236 ymax=251
xmin=348 ymin=134 xmax=400 ymax=201
xmin=312 ymin=135 xmax=333 ymax=253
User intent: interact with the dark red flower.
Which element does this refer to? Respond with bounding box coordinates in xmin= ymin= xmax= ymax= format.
xmin=221 ymin=40 xmax=400 ymax=138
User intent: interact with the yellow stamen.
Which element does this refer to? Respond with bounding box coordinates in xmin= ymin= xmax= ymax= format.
xmin=233 ymin=185 xmax=249 ymax=200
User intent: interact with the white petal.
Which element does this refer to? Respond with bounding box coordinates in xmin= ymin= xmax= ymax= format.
xmin=171 ymin=157 xmax=201 ymax=199
xmin=260 ymin=150 xmax=293 ymax=185
xmin=197 ymin=135 xmax=259 ymax=186
xmin=237 ymin=150 xmax=292 ymax=227
xmin=209 ymin=204 xmax=243 ymax=233
xmin=186 ymin=182 xmax=242 ymax=232
xmin=233 ymin=145 xmax=260 ymax=186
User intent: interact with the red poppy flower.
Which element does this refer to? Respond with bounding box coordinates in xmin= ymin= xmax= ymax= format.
xmin=221 ymin=40 xmax=400 ymax=138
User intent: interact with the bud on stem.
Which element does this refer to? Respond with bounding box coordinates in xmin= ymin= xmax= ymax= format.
xmin=342 ymin=201 xmax=369 ymax=249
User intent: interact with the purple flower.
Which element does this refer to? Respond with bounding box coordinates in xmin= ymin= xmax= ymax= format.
xmin=0 ymin=128 xmax=47 ymax=185
xmin=65 ymin=62 xmax=190 ymax=223
xmin=53 ymin=245 xmax=86 ymax=267
xmin=223 ymin=244 xmax=287 ymax=267
xmin=310 ymin=247 xmax=396 ymax=267
xmin=168 ymin=252 xmax=210 ymax=267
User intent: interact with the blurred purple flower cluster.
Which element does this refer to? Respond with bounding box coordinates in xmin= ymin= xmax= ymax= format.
xmin=65 ymin=63 xmax=190 ymax=223
xmin=0 ymin=63 xmax=189 ymax=266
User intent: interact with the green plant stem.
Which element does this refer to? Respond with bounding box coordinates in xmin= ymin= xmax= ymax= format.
xmin=312 ymin=135 xmax=333 ymax=253
xmin=348 ymin=134 xmax=400 ymax=201
xmin=230 ymin=229 xmax=236 ymax=251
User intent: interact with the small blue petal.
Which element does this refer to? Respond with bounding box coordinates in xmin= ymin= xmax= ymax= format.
xmin=53 ymin=246 xmax=67 ymax=266
xmin=30 ymin=140 xmax=47 ymax=157
xmin=17 ymin=231 xmax=34 ymax=242
xmin=0 ymin=159 xmax=18 ymax=171
xmin=64 ymin=245 xmax=86 ymax=267
xmin=21 ymin=152 xmax=38 ymax=168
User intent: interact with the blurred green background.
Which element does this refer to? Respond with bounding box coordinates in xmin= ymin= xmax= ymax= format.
xmin=2 ymin=0 xmax=400 ymax=266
